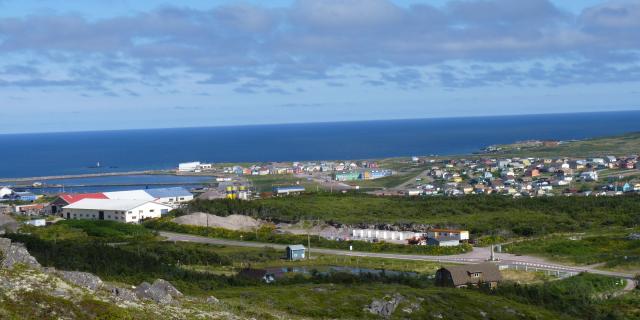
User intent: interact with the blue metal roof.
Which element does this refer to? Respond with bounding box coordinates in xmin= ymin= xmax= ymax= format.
xmin=274 ymin=186 xmax=305 ymax=192
xmin=145 ymin=187 xmax=192 ymax=198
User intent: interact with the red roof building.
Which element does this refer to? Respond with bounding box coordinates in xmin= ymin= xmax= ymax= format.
xmin=50 ymin=193 xmax=108 ymax=215
xmin=60 ymin=193 xmax=108 ymax=204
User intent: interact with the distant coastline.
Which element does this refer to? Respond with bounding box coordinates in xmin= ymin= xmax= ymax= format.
xmin=2 ymin=110 xmax=640 ymax=179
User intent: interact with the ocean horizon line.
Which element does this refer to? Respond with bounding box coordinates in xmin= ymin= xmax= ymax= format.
xmin=2 ymin=108 xmax=639 ymax=136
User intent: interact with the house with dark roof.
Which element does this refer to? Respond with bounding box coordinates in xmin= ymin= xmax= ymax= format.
xmin=435 ymin=263 xmax=502 ymax=288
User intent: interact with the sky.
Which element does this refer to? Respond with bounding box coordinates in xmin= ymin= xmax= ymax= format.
xmin=0 ymin=0 xmax=639 ymax=134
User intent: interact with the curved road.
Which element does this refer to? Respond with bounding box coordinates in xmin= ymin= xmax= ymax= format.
xmin=159 ymin=231 xmax=637 ymax=281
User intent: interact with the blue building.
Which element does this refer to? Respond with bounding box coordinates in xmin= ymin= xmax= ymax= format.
xmin=15 ymin=192 xmax=37 ymax=202
xmin=286 ymin=245 xmax=306 ymax=261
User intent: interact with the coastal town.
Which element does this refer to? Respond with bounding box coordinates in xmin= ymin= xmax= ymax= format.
xmin=2 ymin=137 xmax=640 ymax=251
xmin=174 ymin=146 xmax=640 ymax=199
xmin=2 ymin=0 xmax=639 ymax=318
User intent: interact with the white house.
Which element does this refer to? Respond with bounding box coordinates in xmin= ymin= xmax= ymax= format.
xmin=0 ymin=187 xmax=13 ymax=199
xmin=580 ymin=171 xmax=599 ymax=182
xmin=62 ymin=199 xmax=173 ymax=223
xmin=425 ymin=229 xmax=470 ymax=241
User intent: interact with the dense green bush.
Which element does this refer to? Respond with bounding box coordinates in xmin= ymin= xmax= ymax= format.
xmin=503 ymin=234 xmax=640 ymax=267
xmin=486 ymin=273 xmax=628 ymax=320
xmin=4 ymin=233 xmax=278 ymax=294
xmin=182 ymin=194 xmax=640 ymax=237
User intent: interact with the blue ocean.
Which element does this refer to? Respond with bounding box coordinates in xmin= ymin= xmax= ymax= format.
xmin=1 ymin=111 xmax=640 ymax=179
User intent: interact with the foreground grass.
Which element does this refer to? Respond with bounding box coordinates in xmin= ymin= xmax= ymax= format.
xmin=217 ymin=283 xmax=572 ymax=320
xmin=6 ymin=221 xmax=638 ymax=320
xmin=504 ymin=231 xmax=640 ymax=272
xmin=186 ymin=253 xmax=445 ymax=277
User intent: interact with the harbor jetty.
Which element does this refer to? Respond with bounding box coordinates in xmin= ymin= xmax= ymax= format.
xmin=0 ymin=170 xmax=161 ymax=183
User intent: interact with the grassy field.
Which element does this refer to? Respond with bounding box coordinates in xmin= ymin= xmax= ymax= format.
xmin=246 ymin=174 xmax=323 ymax=193
xmin=184 ymin=194 xmax=640 ymax=239
xmin=216 ymin=283 xmax=572 ymax=320
xmin=490 ymin=132 xmax=640 ymax=158
xmin=186 ymin=253 xmax=446 ymax=277
xmin=348 ymin=169 xmax=424 ymax=190
xmin=503 ymin=231 xmax=640 ymax=272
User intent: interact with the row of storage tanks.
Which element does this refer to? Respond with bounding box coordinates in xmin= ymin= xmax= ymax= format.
xmin=225 ymin=185 xmax=250 ymax=200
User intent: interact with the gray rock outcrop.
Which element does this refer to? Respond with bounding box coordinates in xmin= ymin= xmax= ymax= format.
xmin=135 ymin=279 xmax=183 ymax=304
xmin=105 ymin=284 xmax=139 ymax=301
xmin=0 ymin=238 xmax=41 ymax=269
xmin=57 ymin=270 xmax=104 ymax=291
xmin=365 ymin=293 xmax=405 ymax=318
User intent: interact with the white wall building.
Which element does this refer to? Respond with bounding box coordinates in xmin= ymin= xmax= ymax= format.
xmin=103 ymin=190 xmax=156 ymax=201
xmin=178 ymin=162 xmax=201 ymax=172
xmin=62 ymin=199 xmax=173 ymax=223
xmin=144 ymin=187 xmax=194 ymax=205
xmin=351 ymin=229 xmax=422 ymax=241
xmin=425 ymin=229 xmax=470 ymax=241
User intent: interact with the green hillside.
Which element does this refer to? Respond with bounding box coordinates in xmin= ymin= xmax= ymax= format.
xmin=490 ymin=132 xmax=640 ymax=157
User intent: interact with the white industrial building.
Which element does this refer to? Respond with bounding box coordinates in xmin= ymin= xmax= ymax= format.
xmin=177 ymin=162 xmax=213 ymax=172
xmin=144 ymin=187 xmax=194 ymax=205
xmin=351 ymin=229 xmax=422 ymax=242
xmin=178 ymin=162 xmax=202 ymax=172
xmin=103 ymin=190 xmax=156 ymax=201
xmin=62 ymin=199 xmax=173 ymax=223
xmin=102 ymin=188 xmax=194 ymax=205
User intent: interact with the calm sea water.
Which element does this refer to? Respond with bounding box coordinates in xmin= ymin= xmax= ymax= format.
xmin=17 ymin=175 xmax=213 ymax=194
xmin=1 ymin=111 xmax=639 ymax=179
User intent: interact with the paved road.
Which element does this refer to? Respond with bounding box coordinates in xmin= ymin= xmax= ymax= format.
xmin=160 ymin=231 xmax=637 ymax=280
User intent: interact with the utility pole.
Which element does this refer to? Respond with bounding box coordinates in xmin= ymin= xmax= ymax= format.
xmin=307 ymin=232 xmax=311 ymax=260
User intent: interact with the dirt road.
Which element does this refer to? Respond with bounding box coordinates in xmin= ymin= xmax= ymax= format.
xmin=159 ymin=231 xmax=636 ymax=280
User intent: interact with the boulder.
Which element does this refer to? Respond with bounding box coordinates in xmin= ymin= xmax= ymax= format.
xmin=0 ymin=238 xmax=41 ymax=269
xmin=206 ymin=296 xmax=219 ymax=304
xmin=152 ymin=279 xmax=183 ymax=298
xmin=57 ymin=271 xmax=103 ymax=291
xmin=365 ymin=294 xmax=405 ymax=318
xmin=106 ymin=284 xmax=138 ymax=301
xmin=135 ymin=279 xmax=182 ymax=304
